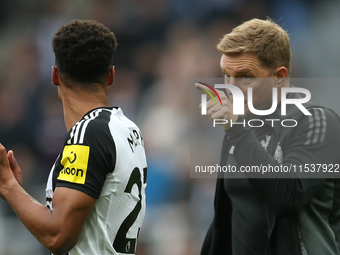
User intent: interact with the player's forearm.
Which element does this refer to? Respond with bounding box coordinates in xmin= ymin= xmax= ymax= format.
xmin=2 ymin=181 xmax=75 ymax=254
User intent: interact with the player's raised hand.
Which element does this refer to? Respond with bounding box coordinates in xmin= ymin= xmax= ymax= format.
xmin=195 ymin=82 xmax=238 ymax=131
xmin=0 ymin=143 xmax=16 ymax=200
xmin=7 ymin=150 xmax=23 ymax=187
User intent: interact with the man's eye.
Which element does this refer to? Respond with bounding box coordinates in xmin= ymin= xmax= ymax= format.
xmin=224 ymin=74 xmax=230 ymax=84
xmin=241 ymin=75 xmax=253 ymax=84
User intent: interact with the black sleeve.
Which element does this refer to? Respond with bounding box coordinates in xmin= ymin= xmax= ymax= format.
xmin=225 ymin=109 xmax=340 ymax=215
xmin=56 ymin=120 xmax=116 ymax=199
xmin=201 ymin=177 xmax=233 ymax=255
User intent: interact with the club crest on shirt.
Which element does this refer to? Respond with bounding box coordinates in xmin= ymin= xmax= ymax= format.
xmin=274 ymin=143 xmax=283 ymax=163
xmin=260 ymin=135 xmax=271 ymax=151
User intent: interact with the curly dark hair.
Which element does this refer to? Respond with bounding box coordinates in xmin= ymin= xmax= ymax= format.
xmin=52 ymin=20 xmax=117 ymax=90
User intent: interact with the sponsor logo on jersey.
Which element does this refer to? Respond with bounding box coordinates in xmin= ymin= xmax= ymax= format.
xmin=58 ymin=145 xmax=90 ymax=184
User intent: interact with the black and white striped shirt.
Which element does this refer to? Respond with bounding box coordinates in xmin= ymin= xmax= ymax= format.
xmin=46 ymin=107 xmax=147 ymax=255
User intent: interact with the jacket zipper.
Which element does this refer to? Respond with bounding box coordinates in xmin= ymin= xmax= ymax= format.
xmin=297 ymin=219 xmax=308 ymax=255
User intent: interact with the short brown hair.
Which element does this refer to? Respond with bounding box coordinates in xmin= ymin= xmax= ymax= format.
xmin=217 ymin=18 xmax=291 ymax=75
xmin=52 ymin=20 xmax=117 ymax=91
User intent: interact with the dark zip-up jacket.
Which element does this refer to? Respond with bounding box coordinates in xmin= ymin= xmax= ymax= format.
xmin=201 ymin=92 xmax=340 ymax=255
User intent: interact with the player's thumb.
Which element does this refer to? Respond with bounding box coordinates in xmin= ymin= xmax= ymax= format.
xmin=8 ymin=150 xmax=23 ymax=186
xmin=8 ymin=150 xmax=17 ymax=167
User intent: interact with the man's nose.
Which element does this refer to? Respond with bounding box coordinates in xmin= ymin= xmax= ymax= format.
xmin=228 ymin=77 xmax=237 ymax=86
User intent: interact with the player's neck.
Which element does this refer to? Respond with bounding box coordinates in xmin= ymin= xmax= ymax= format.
xmin=59 ymin=86 xmax=110 ymax=132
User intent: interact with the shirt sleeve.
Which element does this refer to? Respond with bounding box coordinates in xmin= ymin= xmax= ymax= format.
xmin=225 ymin=108 xmax=340 ymax=215
xmin=56 ymin=120 xmax=116 ymax=199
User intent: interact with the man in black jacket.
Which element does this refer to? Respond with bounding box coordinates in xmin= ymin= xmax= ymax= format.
xmin=197 ymin=18 xmax=340 ymax=255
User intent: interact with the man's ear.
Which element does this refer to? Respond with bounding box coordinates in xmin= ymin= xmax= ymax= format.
xmin=275 ymin=66 xmax=288 ymax=87
xmin=108 ymin=66 xmax=115 ymax=86
xmin=52 ymin=66 xmax=59 ymax=86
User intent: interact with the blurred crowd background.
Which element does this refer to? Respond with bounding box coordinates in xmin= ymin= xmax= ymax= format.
xmin=0 ymin=0 xmax=340 ymax=254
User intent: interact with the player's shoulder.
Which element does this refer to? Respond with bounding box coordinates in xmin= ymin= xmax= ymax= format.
xmin=66 ymin=107 xmax=114 ymax=146
xmin=83 ymin=107 xmax=141 ymax=142
xmin=106 ymin=107 xmax=142 ymax=134
xmin=297 ymin=106 xmax=340 ymax=145
xmin=84 ymin=108 xmax=111 ymax=130
xmin=304 ymin=106 xmax=340 ymax=126
xmin=293 ymin=104 xmax=339 ymax=124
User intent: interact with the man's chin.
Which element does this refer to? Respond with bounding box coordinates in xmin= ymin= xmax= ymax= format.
xmin=243 ymin=111 xmax=257 ymax=120
xmin=243 ymin=105 xmax=263 ymax=120
xmin=243 ymin=106 xmax=253 ymax=120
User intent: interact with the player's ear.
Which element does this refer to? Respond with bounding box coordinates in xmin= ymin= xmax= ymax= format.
xmin=108 ymin=66 xmax=115 ymax=86
xmin=275 ymin=66 xmax=288 ymax=87
xmin=52 ymin=66 xmax=59 ymax=86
